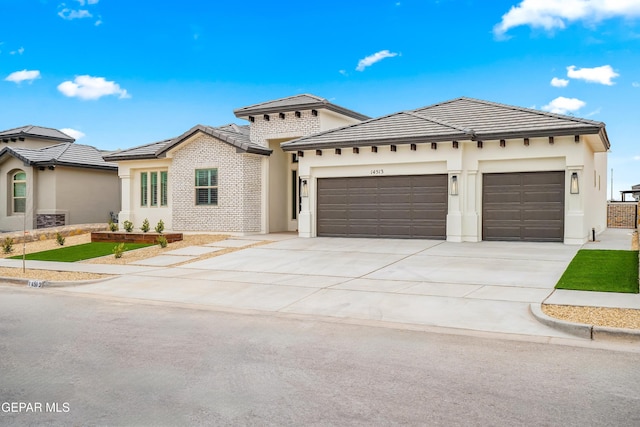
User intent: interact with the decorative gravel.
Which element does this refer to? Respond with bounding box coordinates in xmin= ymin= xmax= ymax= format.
xmin=543 ymin=304 xmax=640 ymax=330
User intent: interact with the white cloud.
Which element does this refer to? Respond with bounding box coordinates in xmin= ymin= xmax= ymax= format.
xmin=550 ymin=77 xmax=569 ymax=87
xmin=57 ymin=75 xmax=130 ymax=100
xmin=633 ymin=82 xmax=640 ymax=87
xmin=10 ymin=47 xmax=24 ymax=55
xmin=356 ymin=50 xmax=398 ymax=71
xmin=567 ymin=65 xmax=619 ymax=85
xmin=634 ymin=155 xmax=640 ymax=161
xmin=5 ymin=69 xmax=41 ymax=84
xmin=494 ymin=0 xmax=640 ymax=37
xmin=339 ymin=69 xmax=348 ymax=76
xmin=542 ymin=96 xmax=586 ymax=114
xmin=58 ymin=8 xmax=92 ymax=20
xmin=59 ymin=128 xmax=85 ymax=140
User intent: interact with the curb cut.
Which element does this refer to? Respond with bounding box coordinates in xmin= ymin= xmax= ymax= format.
xmin=530 ymin=303 xmax=640 ymax=343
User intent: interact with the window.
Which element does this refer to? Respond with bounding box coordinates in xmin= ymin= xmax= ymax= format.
xmin=195 ymin=169 xmax=218 ymax=205
xmin=140 ymin=170 xmax=168 ymax=207
xmin=161 ymin=171 xmax=168 ymax=206
xmin=150 ymin=172 xmax=158 ymax=207
xmin=140 ymin=172 xmax=148 ymax=206
xmin=12 ymin=171 xmax=26 ymax=214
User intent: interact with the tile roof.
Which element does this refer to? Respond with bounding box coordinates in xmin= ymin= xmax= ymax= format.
xmin=234 ymin=94 xmax=370 ymax=121
xmin=103 ymin=123 xmax=271 ymax=161
xmin=0 ymin=143 xmax=117 ymax=170
xmin=0 ymin=125 xmax=75 ymax=142
xmin=281 ymin=97 xmax=610 ymax=151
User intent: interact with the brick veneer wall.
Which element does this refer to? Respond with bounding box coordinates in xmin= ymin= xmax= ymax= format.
xmin=607 ymin=202 xmax=638 ymax=229
xmin=249 ymin=110 xmax=321 ymax=147
xmin=170 ymin=134 xmax=263 ymax=232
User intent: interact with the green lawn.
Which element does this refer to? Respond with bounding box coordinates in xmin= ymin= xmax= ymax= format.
xmin=556 ymin=249 xmax=639 ymax=293
xmin=10 ymin=242 xmax=152 ymax=262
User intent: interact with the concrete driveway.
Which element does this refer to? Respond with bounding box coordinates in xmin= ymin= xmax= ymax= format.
xmin=61 ymin=235 xmax=585 ymax=340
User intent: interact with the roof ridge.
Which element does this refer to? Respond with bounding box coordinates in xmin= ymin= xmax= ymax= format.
xmin=405 ymin=110 xmax=476 ymax=136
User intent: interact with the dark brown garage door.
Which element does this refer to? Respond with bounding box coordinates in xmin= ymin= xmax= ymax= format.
xmin=483 ymin=171 xmax=565 ymax=242
xmin=317 ymin=175 xmax=447 ymax=239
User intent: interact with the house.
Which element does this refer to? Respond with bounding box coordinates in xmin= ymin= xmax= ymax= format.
xmin=0 ymin=125 xmax=120 ymax=231
xmin=106 ymin=94 xmax=609 ymax=244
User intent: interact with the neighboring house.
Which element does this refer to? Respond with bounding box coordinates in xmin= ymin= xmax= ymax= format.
xmin=107 ymin=94 xmax=610 ymax=244
xmin=0 ymin=125 xmax=120 ymax=231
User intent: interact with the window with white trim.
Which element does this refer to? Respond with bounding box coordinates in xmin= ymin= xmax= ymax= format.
xmin=140 ymin=170 xmax=168 ymax=207
xmin=12 ymin=171 xmax=26 ymax=214
xmin=195 ymin=169 xmax=218 ymax=205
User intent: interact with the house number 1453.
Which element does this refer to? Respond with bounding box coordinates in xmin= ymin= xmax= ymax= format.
xmin=370 ymin=169 xmax=384 ymax=175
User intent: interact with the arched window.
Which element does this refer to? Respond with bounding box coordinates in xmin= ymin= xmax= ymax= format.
xmin=12 ymin=171 xmax=26 ymax=214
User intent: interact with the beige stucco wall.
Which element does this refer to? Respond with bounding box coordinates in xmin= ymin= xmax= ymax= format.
xmin=295 ymin=134 xmax=608 ymax=244
xmin=54 ymin=167 xmax=120 ymax=225
xmin=318 ymin=110 xmax=362 ymax=132
xmin=0 ymin=157 xmax=36 ymax=231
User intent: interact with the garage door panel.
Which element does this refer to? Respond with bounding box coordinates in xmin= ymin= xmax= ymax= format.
xmin=317 ymin=175 xmax=447 ymax=239
xmin=483 ymin=171 xmax=564 ymax=242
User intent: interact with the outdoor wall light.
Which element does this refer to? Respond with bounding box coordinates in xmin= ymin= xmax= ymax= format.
xmin=570 ymin=172 xmax=579 ymax=194
xmin=302 ymin=180 xmax=309 ymax=197
xmin=450 ymin=175 xmax=459 ymax=196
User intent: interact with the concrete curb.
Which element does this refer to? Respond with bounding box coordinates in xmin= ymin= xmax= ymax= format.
xmin=0 ymin=276 xmax=115 ymax=288
xmin=530 ymin=303 xmax=640 ymax=343
xmin=529 ymin=303 xmax=592 ymax=339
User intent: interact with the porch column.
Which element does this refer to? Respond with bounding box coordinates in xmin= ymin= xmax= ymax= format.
xmin=119 ymin=173 xmax=132 ymax=224
xmin=446 ymin=170 xmax=462 ymax=242
xmin=298 ymin=174 xmax=312 ymax=238
xmin=462 ymin=170 xmax=480 ymax=242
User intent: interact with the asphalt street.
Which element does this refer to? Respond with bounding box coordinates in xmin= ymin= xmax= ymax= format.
xmin=1 ymin=286 xmax=639 ymax=426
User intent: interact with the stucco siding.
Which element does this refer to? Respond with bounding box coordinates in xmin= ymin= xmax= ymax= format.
xmin=55 ymin=167 xmax=120 ymax=225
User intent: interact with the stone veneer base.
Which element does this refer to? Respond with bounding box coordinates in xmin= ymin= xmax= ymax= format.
xmin=91 ymin=232 xmax=183 ymax=244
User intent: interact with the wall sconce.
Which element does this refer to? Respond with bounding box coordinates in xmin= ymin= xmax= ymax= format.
xmin=301 ymin=179 xmax=309 ymax=197
xmin=570 ymin=172 xmax=579 ymax=194
xmin=450 ymin=175 xmax=459 ymax=196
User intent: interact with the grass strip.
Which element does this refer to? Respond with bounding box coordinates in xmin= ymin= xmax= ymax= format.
xmin=9 ymin=242 xmax=152 ymax=262
xmin=556 ymin=249 xmax=639 ymax=293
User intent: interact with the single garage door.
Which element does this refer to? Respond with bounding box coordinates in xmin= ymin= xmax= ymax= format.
xmin=317 ymin=174 xmax=447 ymax=239
xmin=483 ymin=171 xmax=565 ymax=242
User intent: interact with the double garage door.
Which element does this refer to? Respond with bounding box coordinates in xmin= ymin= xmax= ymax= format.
xmin=316 ymin=171 xmax=565 ymax=242
xmin=317 ymin=175 xmax=448 ymax=239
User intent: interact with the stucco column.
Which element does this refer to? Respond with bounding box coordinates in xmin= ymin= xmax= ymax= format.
xmin=119 ymin=173 xmax=132 ymax=224
xmin=565 ymin=166 xmax=586 ymax=244
xmin=446 ymin=170 xmax=462 ymax=242
xmin=298 ymin=175 xmax=312 ymax=238
xmin=462 ymin=170 xmax=480 ymax=242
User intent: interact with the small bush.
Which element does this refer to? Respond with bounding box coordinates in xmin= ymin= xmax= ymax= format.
xmin=2 ymin=237 xmax=14 ymax=254
xmin=108 ymin=221 xmax=118 ymax=232
xmin=113 ymin=243 xmax=125 ymax=259
xmin=156 ymin=235 xmax=168 ymax=248
xmin=141 ymin=218 xmax=150 ymax=233
xmin=154 ymin=219 xmax=165 ymax=234
xmin=55 ymin=232 xmax=65 ymax=246
xmin=123 ymin=220 xmax=134 ymax=233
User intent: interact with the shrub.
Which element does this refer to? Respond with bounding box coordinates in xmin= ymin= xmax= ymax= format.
xmin=154 ymin=219 xmax=165 ymax=234
xmin=55 ymin=232 xmax=65 ymax=246
xmin=123 ymin=220 xmax=134 ymax=233
xmin=141 ymin=218 xmax=150 ymax=233
xmin=113 ymin=243 xmax=125 ymax=259
xmin=108 ymin=221 xmax=118 ymax=232
xmin=156 ymin=235 xmax=168 ymax=248
xmin=2 ymin=237 xmax=14 ymax=254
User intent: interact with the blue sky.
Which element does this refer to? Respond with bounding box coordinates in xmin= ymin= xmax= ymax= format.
xmin=1 ymin=0 xmax=639 ymax=196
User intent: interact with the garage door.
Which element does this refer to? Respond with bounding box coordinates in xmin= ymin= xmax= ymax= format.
xmin=482 ymin=171 xmax=565 ymax=242
xmin=317 ymin=175 xmax=447 ymax=239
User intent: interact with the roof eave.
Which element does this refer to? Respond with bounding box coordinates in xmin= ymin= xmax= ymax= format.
xmin=234 ymin=102 xmax=370 ymax=121
xmin=281 ymin=133 xmax=470 ymax=151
